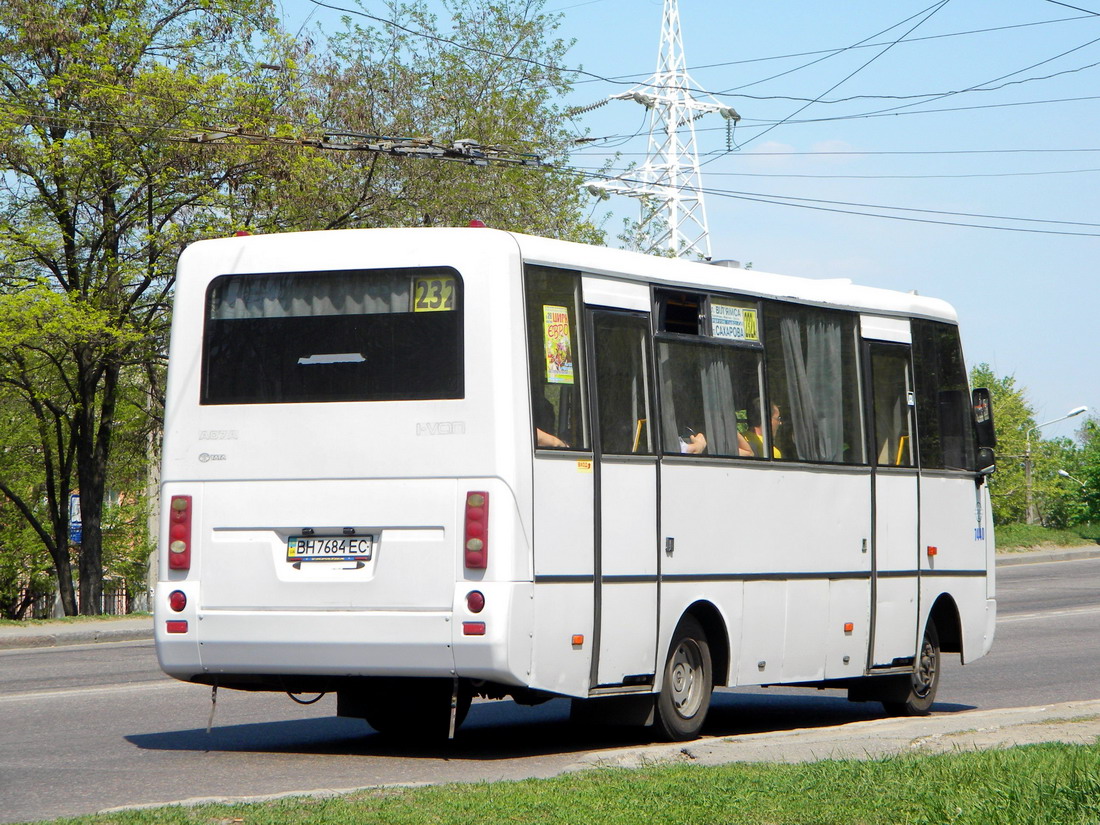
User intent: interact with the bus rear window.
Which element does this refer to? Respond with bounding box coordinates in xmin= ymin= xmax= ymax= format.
xmin=201 ymin=267 xmax=463 ymax=404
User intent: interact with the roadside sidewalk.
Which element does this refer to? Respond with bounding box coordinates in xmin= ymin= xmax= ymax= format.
xmin=0 ymin=615 xmax=153 ymax=650
xmin=577 ymin=699 xmax=1100 ymax=771
xmin=2 ymin=545 xmax=1097 ymax=652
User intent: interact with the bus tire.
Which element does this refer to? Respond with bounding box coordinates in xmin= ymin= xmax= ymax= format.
xmin=882 ymin=621 xmax=940 ymax=717
xmin=655 ymin=615 xmax=713 ymax=741
xmin=362 ymin=678 xmax=471 ymax=739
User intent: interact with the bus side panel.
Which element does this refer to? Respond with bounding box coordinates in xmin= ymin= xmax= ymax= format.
xmin=659 ymin=462 xmax=871 ymax=687
xmin=530 ymin=583 xmax=594 ymax=697
xmin=920 ymin=473 xmax=995 ymax=663
xmin=529 ymin=453 xmax=595 ymax=697
xmin=825 ymin=579 xmax=871 ymax=679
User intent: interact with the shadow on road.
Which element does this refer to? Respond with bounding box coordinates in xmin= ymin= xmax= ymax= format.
xmin=126 ymin=689 xmax=977 ymax=761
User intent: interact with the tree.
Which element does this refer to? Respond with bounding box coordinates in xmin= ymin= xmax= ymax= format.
xmin=1075 ymin=417 xmax=1100 ymax=525
xmin=0 ymin=0 xmax=281 ymax=613
xmin=233 ymin=0 xmax=604 ymax=241
xmin=970 ymin=364 xmax=1085 ymax=528
xmin=0 ymin=0 xmax=602 ymax=614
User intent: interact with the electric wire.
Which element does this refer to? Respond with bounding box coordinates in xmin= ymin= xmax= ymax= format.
xmin=730 ymin=0 xmax=953 ymax=151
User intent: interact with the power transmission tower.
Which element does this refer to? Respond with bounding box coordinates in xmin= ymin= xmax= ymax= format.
xmin=585 ymin=0 xmax=739 ymax=260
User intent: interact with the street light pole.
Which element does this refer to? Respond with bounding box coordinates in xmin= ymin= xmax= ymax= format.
xmin=1025 ymin=405 xmax=1088 ymax=525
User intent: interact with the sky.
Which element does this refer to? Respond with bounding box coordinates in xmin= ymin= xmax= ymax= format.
xmin=278 ymin=0 xmax=1099 ymax=444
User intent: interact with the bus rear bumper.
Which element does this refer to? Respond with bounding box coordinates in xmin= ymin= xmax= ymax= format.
xmin=155 ymin=581 xmax=535 ymax=688
xmin=157 ymin=609 xmax=457 ymax=681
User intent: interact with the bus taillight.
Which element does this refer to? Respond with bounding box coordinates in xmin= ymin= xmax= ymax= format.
xmin=168 ymin=495 xmax=193 ymax=570
xmin=464 ymin=491 xmax=489 ymax=569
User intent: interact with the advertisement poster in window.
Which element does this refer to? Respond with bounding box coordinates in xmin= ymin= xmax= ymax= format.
xmin=543 ymin=305 xmax=574 ymax=384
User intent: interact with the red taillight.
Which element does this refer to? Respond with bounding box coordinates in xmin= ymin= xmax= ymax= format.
xmin=464 ymin=492 xmax=489 ymax=569
xmin=168 ymin=495 xmax=192 ymax=570
xmin=466 ymin=590 xmax=485 ymax=613
xmin=462 ymin=622 xmax=486 ymax=636
xmin=166 ymin=620 xmax=188 ymax=634
xmin=168 ymin=590 xmax=187 ymax=612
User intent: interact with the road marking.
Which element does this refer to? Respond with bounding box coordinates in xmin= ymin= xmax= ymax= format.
xmin=999 ymin=605 xmax=1100 ymax=623
xmin=0 ymin=680 xmax=184 ymax=704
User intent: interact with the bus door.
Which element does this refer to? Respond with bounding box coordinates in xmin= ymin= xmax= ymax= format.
xmin=863 ymin=330 xmax=920 ymax=668
xmin=528 ymin=266 xmax=596 ymax=698
xmin=588 ymin=308 xmax=660 ymax=687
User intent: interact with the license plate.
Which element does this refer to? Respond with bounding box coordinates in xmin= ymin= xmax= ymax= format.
xmin=287 ymin=535 xmax=374 ymax=563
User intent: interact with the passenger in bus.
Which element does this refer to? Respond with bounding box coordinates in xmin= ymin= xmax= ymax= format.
xmin=535 ymin=393 xmax=569 ymax=448
xmin=745 ymin=401 xmax=783 ymax=458
xmin=537 ymin=428 xmax=568 ymax=448
xmin=680 ymin=429 xmax=707 ymax=454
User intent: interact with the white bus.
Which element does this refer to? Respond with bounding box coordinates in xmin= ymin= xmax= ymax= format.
xmin=155 ymin=227 xmax=997 ymax=741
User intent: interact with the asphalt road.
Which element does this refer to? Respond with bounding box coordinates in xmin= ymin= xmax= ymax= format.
xmin=2 ymin=556 xmax=1098 ymax=824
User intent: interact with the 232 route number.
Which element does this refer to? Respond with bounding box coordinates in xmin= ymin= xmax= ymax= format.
xmin=413 ymin=276 xmax=456 ymax=312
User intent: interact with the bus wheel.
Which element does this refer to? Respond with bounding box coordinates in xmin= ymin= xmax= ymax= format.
xmin=655 ymin=615 xmax=713 ymax=741
xmin=883 ymin=621 xmax=940 ymax=717
xmin=362 ymin=678 xmax=471 ymax=739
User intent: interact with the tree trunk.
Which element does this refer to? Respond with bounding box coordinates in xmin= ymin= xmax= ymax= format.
xmin=51 ymin=542 xmax=78 ymax=616
xmin=76 ymin=351 xmax=120 ymax=616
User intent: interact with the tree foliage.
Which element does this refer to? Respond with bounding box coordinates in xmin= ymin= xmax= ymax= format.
xmin=0 ymin=0 xmax=601 ymax=613
xmin=971 ymin=364 xmax=1091 ymax=529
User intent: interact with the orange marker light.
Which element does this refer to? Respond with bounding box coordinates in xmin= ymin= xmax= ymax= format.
xmin=843 ymin=622 xmax=854 ymax=633
xmin=927 ymin=545 xmax=938 ymax=557
xmin=571 ymin=635 xmax=585 ymax=647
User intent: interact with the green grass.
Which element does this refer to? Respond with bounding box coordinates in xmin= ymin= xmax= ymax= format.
xmin=19 ymin=742 xmax=1100 ymax=825
xmin=994 ymin=523 xmax=1094 ymax=551
xmin=0 ymin=612 xmax=149 ymax=627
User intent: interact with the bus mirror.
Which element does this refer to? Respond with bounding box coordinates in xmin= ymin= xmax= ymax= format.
xmin=972 ymin=388 xmax=996 ymax=450
xmin=977 ymin=447 xmax=996 ymax=477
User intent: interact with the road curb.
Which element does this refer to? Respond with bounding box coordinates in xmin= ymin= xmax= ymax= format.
xmin=996 ymin=547 xmax=1100 ymax=566
xmin=573 ymin=699 xmax=1100 ymax=771
xmin=0 ymin=625 xmax=153 ymax=650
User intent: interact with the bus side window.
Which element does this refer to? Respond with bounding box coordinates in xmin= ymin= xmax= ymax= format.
xmin=592 ymin=312 xmax=654 ymax=455
xmin=656 ymin=339 xmax=763 ymax=458
xmin=763 ymin=303 xmax=864 ymax=464
xmin=912 ymin=320 xmax=976 ymax=471
xmin=869 ymin=345 xmax=916 ymax=469
xmin=525 ymin=265 xmax=589 ymax=451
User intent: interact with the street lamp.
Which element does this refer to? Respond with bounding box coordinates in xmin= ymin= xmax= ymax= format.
xmin=1057 ymin=469 xmax=1086 ymax=487
xmin=1025 ymin=406 xmax=1088 ymax=524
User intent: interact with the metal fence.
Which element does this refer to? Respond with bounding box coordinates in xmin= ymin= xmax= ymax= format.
xmin=10 ymin=582 xmax=133 ymax=619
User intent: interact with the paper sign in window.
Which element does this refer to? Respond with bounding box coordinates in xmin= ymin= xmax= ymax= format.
xmin=412 ymin=276 xmax=456 ymax=312
xmin=543 ymin=305 xmax=574 ymax=384
xmin=710 ymin=300 xmax=759 ymax=342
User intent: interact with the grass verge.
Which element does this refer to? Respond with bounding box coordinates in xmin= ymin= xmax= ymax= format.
xmin=21 ymin=742 xmax=1100 ymax=825
xmin=994 ymin=523 xmax=1094 ymax=552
